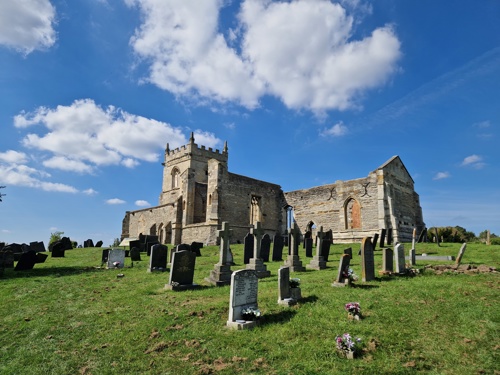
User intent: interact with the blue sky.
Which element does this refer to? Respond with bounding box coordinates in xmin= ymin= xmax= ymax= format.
xmin=1 ymin=0 xmax=499 ymax=246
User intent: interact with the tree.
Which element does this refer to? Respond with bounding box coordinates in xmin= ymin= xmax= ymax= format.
xmin=0 ymin=186 xmax=5 ymax=202
xmin=49 ymin=231 xmax=64 ymax=247
xmin=111 ymin=238 xmax=121 ymax=247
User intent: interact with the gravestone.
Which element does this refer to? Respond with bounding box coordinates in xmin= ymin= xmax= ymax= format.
xmin=381 ymin=248 xmax=394 ymax=274
xmin=412 ymin=228 xmax=417 ymax=250
xmin=226 ymin=269 xmax=259 ymax=330
xmin=30 ymin=241 xmax=46 ymax=252
xmin=379 ymin=228 xmax=386 ymax=247
xmin=107 ymin=249 xmax=125 ymax=269
xmin=243 ymin=233 xmax=254 ymax=264
xmin=272 ymin=234 xmax=284 ymax=261
xmin=227 ymin=247 xmax=235 ymax=266
xmin=409 ymin=248 xmax=416 ymax=266
xmin=394 ymin=243 xmax=406 ymax=274
xmin=332 ymin=254 xmax=351 ymax=287
xmin=51 ymin=242 xmax=66 ymax=258
xmin=303 ymin=231 xmax=311 ymax=249
xmin=101 ymin=249 xmax=110 ymax=265
xmin=0 ymin=250 xmax=14 ymax=268
xmin=95 ymin=240 xmax=103 ymax=247
xmin=305 ymin=238 xmax=313 ymax=257
xmin=417 ymin=228 xmax=427 ymax=243
xmin=35 ymin=253 xmax=48 ymax=264
xmin=283 ymin=224 xmax=305 ymax=272
xmin=49 ymin=237 xmax=72 ymax=253
xmin=278 ymin=266 xmax=296 ymax=306
xmin=387 ymin=228 xmax=393 ymax=245
xmin=320 ymin=239 xmax=332 ymax=262
xmin=344 ymin=247 xmax=353 ymax=259
xmin=190 ymin=242 xmax=203 ymax=257
xmin=129 ymin=240 xmax=140 ymax=251
xmin=130 ymin=247 xmax=141 ymax=261
xmin=14 ymin=251 xmax=38 ymax=271
xmin=455 ymin=243 xmax=467 ymax=265
xmin=260 ymin=234 xmax=271 ymax=262
xmin=146 ymin=240 xmax=160 ymax=256
xmin=361 ymin=237 xmax=375 ymax=282
xmin=148 ymin=244 xmax=168 ymax=272
xmin=307 ymin=226 xmax=326 ymax=270
xmin=246 ymin=222 xmax=271 ymax=278
xmin=206 ymin=221 xmax=234 ymax=286
xmin=84 ymin=239 xmax=94 ymax=248
xmin=371 ymin=233 xmax=379 ymax=250
xmin=166 ymin=250 xmax=198 ymax=291
xmin=170 ymin=243 xmax=191 ymax=263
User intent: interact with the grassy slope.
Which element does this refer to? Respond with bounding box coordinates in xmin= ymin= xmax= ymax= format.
xmin=0 ymin=242 xmax=498 ymax=375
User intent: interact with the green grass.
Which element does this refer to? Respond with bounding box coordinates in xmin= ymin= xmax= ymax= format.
xmin=1 ymin=242 xmax=499 ymax=374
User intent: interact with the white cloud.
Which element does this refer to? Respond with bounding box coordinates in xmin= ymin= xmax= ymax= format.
xmin=14 ymin=99 xmax=220 ymax=173
xmin=106 ymin=198 xmax=126 ymax=205
xmin=127 ymin=0 xmax=401 ymax=112
xmin=83 ymin=188 xmax=98 ymax=196
xmin=321 ymin=122 xmax=348 ymax=137
xmin=0 ymin=0 xmax=57 ymax=54
xmin=0 ymin=150 xmax=28 ymax=164
xmin=461 ymin=154 xmax=485 ymax=169
xmin=135 ymin=200 xmax=150 ymax=207
xmin=433 ymin=172 xmax=451 ymax=180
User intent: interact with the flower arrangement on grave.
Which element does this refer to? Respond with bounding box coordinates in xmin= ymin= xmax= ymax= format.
xmin=112 ymin=261 xmax=120 ymax=268
xmin=342 ymin=268 xmax=358 ymax=282
xmin=289 ymin=278 xmax=300 ymax=288
xmin=335 ymin=333 xmax=362 ymax=359
xmin=241 ymin=306 xmax=261 ymax=321
xmin=345 ymin=302 xmax=362 ymax=320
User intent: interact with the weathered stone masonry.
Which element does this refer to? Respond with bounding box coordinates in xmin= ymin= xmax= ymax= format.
xmin=122 ymin=134 xmax=424 ymax=245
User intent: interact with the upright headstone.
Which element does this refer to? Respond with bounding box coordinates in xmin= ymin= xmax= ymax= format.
xmin=84 ymin=239 xmax=95 ymax=248
xmin=412 ymin=228 xmax=417 ymax=250
xmin=303 ymin=231 xmax=311 ymax=249
xmin=51 ymin=242 xmax=67 ymax=257
xmin=332 ymin=254 xmax=351 ymax=287
xmin=226 ymin=269 xmax=259 ymax=330
xmin=344 ymin=247 xmax=353 ymax=259
xmin=434 ymin=227 xmax=440 ymax=247
xmin=130 ymin=247 xmax=141 ymax=261
xmin=394 ymin=243 xmax=405 ymax=274
xmin=320 ymin=239 xmax=332 ymax=262
xmin=206 ymin=222 xmax=233 ymax=286
xmin=307 ymin=226 xmax=326 ymax=270
xmin=387 ymin=228 xmax=393 ymax=245
xmin=107 ymin=249 xmax=125 ymax=269
xmin=101 ymin=249 xmax=110 ymax=265
xmin=361 ymin=237 xmax=375 ymax=282
xmin=260 ymin=234 xmax=271 ymax=262
xmin=190 ymin=242 xmax=203 ymax=257
xmin=14 ymin=251 xmax=38 ymax=271
xmin=129 ymin=240 xmax=140 ymax=251
xmin=283 ymin=224 xmax=305 ymax=272
xmin=455 ymin=243 xmax=467 ymax=265
xmin=381 ymin=248 xmax=393 ymax=274
xmin=29 ymin=241 xmax=46 ymax=252
xmin=272 ymin=234 xmax=284 ymax=261
xmin=304 ymin=238 xmax=313 ymax=257
xmin=246 ymin=222 xmax=271 ymax=278
xmin=409 ymin=248 xmax=416 ymax=266
xmin=165 ymin=250 xmax=198 ymax=291
xmin=486 ymin=230 xmax=491 ymax=246
xmin=372 ymin=233 xmax=379 ymax=250
xmin=0 ymin=250 xmax=14 ymax=268
xmin=148 ymin=244 xmax=168 ymax=272
xmin=243 ymin=233 xmax=254 ymax=264
xmin=379 ymin=228 xmax=386 ymax=248
xmin=278 ymin=267 xmax=296 ymax=306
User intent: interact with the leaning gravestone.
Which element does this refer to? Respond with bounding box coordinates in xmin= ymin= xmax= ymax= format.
xmin=226 ymin=269 xmax=259 ymax=330
xmin=148 ymin=244 xmax=168 ymax=272
xmin=260 ymin=234 xmax=271 ymax=262
xmin=455 ymin=243 xmax=467 ymax=265
xmin=394 ymin=243 xmax=406 ymax=274
xmin=190 ymin=242 xmax=203 ymax=257
xmin=332 ymin=254 xmax=352 ymax=287
xmin=165 ymin=250 xmax=198 ymax=291
xmin=278 ymin=266 xmax=296 ymax=306
xmin=387 ymin=228 xmax=393 ymax=245
xmin=344 ymin=247 xmax=353 ymax=260
xmin=372 ymin=233 xmax=379 ymax=250
xmin=379 ymin=228 xmax=386 ymax=247
xmin=95 ymin=240 xmax=103 ymax=247
xmin=361 ymin=237 xmax=375 ymax=282
xmin=35 ymin=253 xmax=48 ymax=264
xmin=101 ymin=249 xmax=110 ymax=265
xmin=30 ymin=241 xmax=46 ymax=252
xmin=14 ymin=251 xmax=38 ymax=271
xmin=130 ymin=247 xmax=141 ymax=261
xmin=381 ymin=248 xmax=394 ymax=274
xmin=272 ymin=234 xmax=284 ymax=261
xmin=107 ymin=249 xmax=125 ymax=269
xmin=243 ymin=233 xmax=254 ymax=264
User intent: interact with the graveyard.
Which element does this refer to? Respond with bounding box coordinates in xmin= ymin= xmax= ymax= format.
xmin=0 ymin=239 xmax=498 ymax=374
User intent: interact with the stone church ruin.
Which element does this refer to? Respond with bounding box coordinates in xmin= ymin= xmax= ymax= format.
xmin=121 ymin=134 xmax=424 ymax=245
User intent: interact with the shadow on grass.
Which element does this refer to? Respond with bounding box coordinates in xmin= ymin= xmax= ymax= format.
xmin=258 ymin=309 xmax=297 ymax=326
xmin=351 ymin=283 xmax=379 ymax=289
xmin=1 ymin=266 xmax=102 ymax=279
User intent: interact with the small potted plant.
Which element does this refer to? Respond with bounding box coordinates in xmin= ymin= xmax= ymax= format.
xmin=335 ymin=333 xmax=362 ymax=359
xmin=345 ymin=302 xmax=362 ymax=320
xmin=241 ymin=306 xmax=261 ymax=321
xmin=289 ymin=278 xmax=301 ymax=299
xmin=112 ymin=261 xmax=121 ymax=268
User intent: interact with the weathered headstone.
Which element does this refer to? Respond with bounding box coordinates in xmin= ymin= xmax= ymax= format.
xmin=260 ymin=234 xmax=271 ymax=262
xmin=303 ymin=231 xmax=311 ymax=249
xmin=486 ymin=230 xmax=491 ymax=246
xmin=246 ymin=222 xmax=271 ymax=278
xmin=305 ymin=238 xmax=313 ymax=257
xmin=412 ymin=228 xmax=417 ymax=250
xmin=320 ymin=239 xmax=332 ymax=262
xmin=409 ymin=248 xmax=416 ymax=266
xmin=0 ymin=250 xmax=14 ymax=268
xmin=84 ymin=239 xmax=94 ymax=248
xmin=35 ymin=253 xmax=48 ymax=264
xmin=51 ymin=242 xmax=66 ymax=258
xmin=190 ymin=242 xmax=203 ymax=257
xmin=95 ymin=240 xmax=103 ymax=247
xmin=372 ymin=233 xmax=379 ymax=250
xmin=455 ymin=243 xmax=467 ymax=265
xmin=272 ymin=234 xmax=284 ymax=261
xmin=49 ymin=237 xmax=72 ymax=253
xmin=107 ymin=249 xmax=125 ymax=269
xmin=14 ymin=251 xmax=38 ymax=271
xmin=379 ymin=228 xmax=386 ymax=247
xmin=394 ymin=243 xmax=405 ymax=274
xmin=307 ymin=226 xmax=327 ymax=270
xmin=206 ymin=221 xmax=233 ymax=286
xmin=387 ymin=228 xmax=393 ymax=245
xmin=278 ymin=266 xmax=296 ymax=305
xmin=332 ymin=254 xmax=351 ymax=287
xmin=130 ymin=247 xmax=141 ymax=261
xmin=29 ymin=241 xmax=46 ymax=252
xmin=381 ymin=248 xmax=393 ymax=274
xmin=165 ymin=250 xmax=198 ymax=291
xmin=148 ymin=244 xmax=168 ymax=272
xmin=243 ymin=233 xmax=254 ymax=264
xmin=101 ymin=249 xmax=110 ymax=265
xmin=344 ymin=247 xmax=353 ymax=259
xmin=361 ymin=237 xmax=375 ymax=282
xmin=283 ymin=224 xmax=305 ymax=272
xmin=226 ymin=269 xmax=259 ymax=330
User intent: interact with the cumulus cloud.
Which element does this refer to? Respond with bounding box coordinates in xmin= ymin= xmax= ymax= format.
xmin=321 ymin=122 xmax=348 ymax=137
xmin=0 ymin=150 xmax=28 ymax=164
xmin=127 ymin=0 xmax=401 ymax=112
xmin=461 ymin=154 xmax=485 ymax=169
xmin=433 ymin=172 xmax=450 ymax=180
xmin=0 ymin=0 xmax=57 ymax=54
xmin=135 ymin=200 xmax=150 ymax=207
xmin=14 ymin=99 xmax=221 ymax=173
xmin=83 ymin=188 xmax=98 ymax=196
xmin=106 ymin=198 xmax=126 ymax=205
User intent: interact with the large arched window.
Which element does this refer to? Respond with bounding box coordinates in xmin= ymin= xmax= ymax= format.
xmin=171 ymin=168 xmax=180 ymax=189
xmin=344 ymin=198 xmax=361 ymax=229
